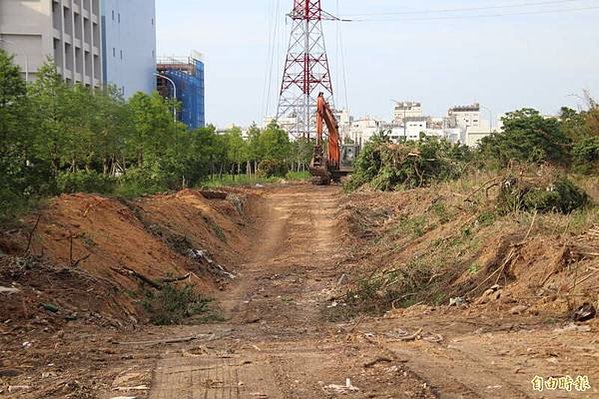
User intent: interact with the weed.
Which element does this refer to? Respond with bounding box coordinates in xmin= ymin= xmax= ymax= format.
xmin=395 ymin=215 xmax=428 ymax=238
xmin=477 ymin=211 xmax=497 ymax=227
xmin=430 ymin=200 xmax=450 ymax=223
xmin=204 ymin=216 xmax=227 ymax=242
xmin=468 ymin=262 xmax=481 ymax=275
xmin=141 ymin=283 xmax=213 ymax=325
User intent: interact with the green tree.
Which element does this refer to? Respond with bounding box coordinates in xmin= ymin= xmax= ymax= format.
xmin=224 ymin=126 xmax=248 ymax=176
xmin=479 ymin=108 xmax=571 ymax=166
xmin=258 ymin=121 xmax=291 ymax=162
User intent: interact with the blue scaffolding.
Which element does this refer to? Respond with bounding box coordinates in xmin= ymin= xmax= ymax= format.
xmin=158 ymin=57 xmax=205 ymax=129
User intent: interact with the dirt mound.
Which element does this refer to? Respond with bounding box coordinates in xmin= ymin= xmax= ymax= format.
xmin=0 ymin=188 xmax=260 ymax=329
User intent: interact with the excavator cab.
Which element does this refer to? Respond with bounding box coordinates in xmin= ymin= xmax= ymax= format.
xmin=340 ymin=144 xmax=360 ymax=171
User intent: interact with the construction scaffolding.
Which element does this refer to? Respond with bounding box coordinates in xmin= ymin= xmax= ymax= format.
xmin=157 ymin=56 xmax=205 ymax=129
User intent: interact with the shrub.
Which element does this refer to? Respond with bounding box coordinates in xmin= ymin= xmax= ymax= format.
xmin=116 ymin=165 xmax=168 ymax=198
xmin=57 ymin=170 xmax=116 ymax=194
xmin=141 ymin=283 xmax=212 ymax=325
xmin=257 ymin=159 xmax=289 ymax=178
xmin=346 ymin=135 xmax=472 ymax=192
xmin=497 ymin=176 xmax=589 ymax=214
xmin=572 ymin=136 xmax=599 ymax=174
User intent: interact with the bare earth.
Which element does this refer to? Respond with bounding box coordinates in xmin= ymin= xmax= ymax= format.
xmin=1 ymin=185 xmax=597 ymax=398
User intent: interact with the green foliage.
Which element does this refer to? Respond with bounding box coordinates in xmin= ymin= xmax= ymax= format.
xmin=257 ymin=159 xmax=289 ymax=178
xmin=115 ymin=165 xmax=168 ymax=198
xmin=57 ymin=170 xmax=116 ymax=194
xmin=497 ymin=177 xmax=589 ymax=214
xmin=479 ymin=108 xmax=571 ymax=166
xmin=572 ymin=136 xmax=599 ymax=174
xmin=346 ymin=135 xmax=472 ymax=192
xmin=141 ymin=283 xmax=212 ymax=325
xmin=0 ymin=56 xmax=311 ymax=219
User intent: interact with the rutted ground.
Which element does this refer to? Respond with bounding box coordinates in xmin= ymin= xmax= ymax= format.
xmin=1 ymin=184 xmax=598 ymax=398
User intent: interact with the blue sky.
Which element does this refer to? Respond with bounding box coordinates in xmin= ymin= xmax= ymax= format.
xmin=156 ymin=0 xmax=599 ymax=127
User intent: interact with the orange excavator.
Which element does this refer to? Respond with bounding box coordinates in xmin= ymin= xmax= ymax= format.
xmin=310 ymin=93 xmax=359 ymax=185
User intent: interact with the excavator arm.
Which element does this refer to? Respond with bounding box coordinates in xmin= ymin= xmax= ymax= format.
xmin=316 ymin=93 xmax=341 ymax=169
xmin=311 ymin=93 xmax=341 ymax=184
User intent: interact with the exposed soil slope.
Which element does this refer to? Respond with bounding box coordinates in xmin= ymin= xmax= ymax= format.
xmin=0 ymin=188 xmax=257 ymax=329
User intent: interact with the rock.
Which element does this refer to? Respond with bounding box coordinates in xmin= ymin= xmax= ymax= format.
xmin=509 ymin=305 xmax=528 ymax=315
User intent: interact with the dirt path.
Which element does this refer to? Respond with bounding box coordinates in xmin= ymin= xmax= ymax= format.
xmin=148 ymin=186 xmax=434 ymax=399
xmin=142 ymin=185 xmax=598 ymax=399
xmin=2 ymin=185 xmax=595 ymax=398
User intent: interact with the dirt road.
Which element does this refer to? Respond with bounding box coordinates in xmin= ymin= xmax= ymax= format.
xmin=3 ymin=185 xmax=596 ymax=398
xmin=143 ymin=185 xmax=598 ymax=399
xmin=148 ymin=186 xmax=434 ymax=398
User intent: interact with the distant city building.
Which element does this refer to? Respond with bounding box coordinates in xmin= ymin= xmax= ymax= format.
xmin=0 ymin=0 xmax=103 ymax=87
xmin=157 ymin=55 xmax=206 ymax=129
xmin=350 ymin=117 xmax=385 ymax=145
xmin=393 ymin=101 xmax=422 ymax=124
xmin=101 ymin=0 xmax=156 ymax=97
xmin=448 ymin=103 xmax=482 ymax=129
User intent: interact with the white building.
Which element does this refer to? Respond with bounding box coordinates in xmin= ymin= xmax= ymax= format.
xmin=102 ymin=0 xmax=156 ymax=97
xmin=350 ymin=117 xmax=384 ymax=145
xmin=0 ymin=0 xmax=103 ymax=87
xmin=448 ymin=103 xmax=482 ymax=129
xmin=393 ymin=101 xmax=422 ymax=124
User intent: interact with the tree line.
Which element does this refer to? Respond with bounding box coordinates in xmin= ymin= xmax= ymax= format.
xmin=0 ymin=50 xmax=312 ymax=218
xmin=347 ymin=101 xmax=599 ymax=192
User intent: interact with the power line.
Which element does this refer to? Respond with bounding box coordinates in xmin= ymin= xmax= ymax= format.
xmin=351 ymin=5 xmax=599 ymax=22
xmin=342 ymin=0 xmax=592 ymax=17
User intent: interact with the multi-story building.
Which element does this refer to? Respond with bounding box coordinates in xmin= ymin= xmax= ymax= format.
xmin=157 ymin=55 xmax=206 ymax=129
xmin=447 ymin=103 xmax=482 ymax=129
xmin=0 ymin=0 xmax=157 ymax=97
xmin=101 ymin=0 xmax=156 ymax=97
xmin=393 ymin=101 xmax=422 ymax=124
xmin=0 ymin=0 xmax=103 ymax=87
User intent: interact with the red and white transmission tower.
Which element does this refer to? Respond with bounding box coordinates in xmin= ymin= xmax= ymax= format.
xmin=276 ymin=0 xmax=338 ymax=139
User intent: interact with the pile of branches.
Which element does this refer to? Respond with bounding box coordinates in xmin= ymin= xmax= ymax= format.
xmin=496 ymin=175 xmax=590 ymax=214
xmin=346 ymin=135 xmax=472 ymax=191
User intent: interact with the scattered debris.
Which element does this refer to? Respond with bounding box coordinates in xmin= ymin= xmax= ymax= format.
xmin=449 ymin=297 xmax=465 ymax=306
xmin=386 ymin=328 xmax=423 ymax=342
xmin=8 ymin=385 xmax=31 ymax=393
xmin=324 ymin=378 xmax=360 ymax=394
xmin=509 ymin=305 xmax=529 ymax=315
xmin=0 ymin=286 xmax=20 ymax=295
xmin=0 ymin=369 xmax=21 ymax=377
xmin=113 ymin=385 xmax=150 ymax=391
xmin=554 ymin=323 xmax=592 ymax=333
xmin=41 ymin=303 xmax=60 ymax=313
xmin=363 ymin=356 xmax=393 ymax=368
xmin=573 ymin=303 xmax=596 ymax=322
xmin=115 ymin=333 xmax=215 ymax=346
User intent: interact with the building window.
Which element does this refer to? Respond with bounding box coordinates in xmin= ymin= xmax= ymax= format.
xmin=120 ymin=50 xmax=123 ymax=60
xmin=118 ymin=13 xmax=121 ymax=23
xmin=112 ymin=47 xmax=116 ymax=57
xmin=112 ymin=10 xmax=114 ymax=20
xmin=152 ymin=18 xmax=154 ymax=25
